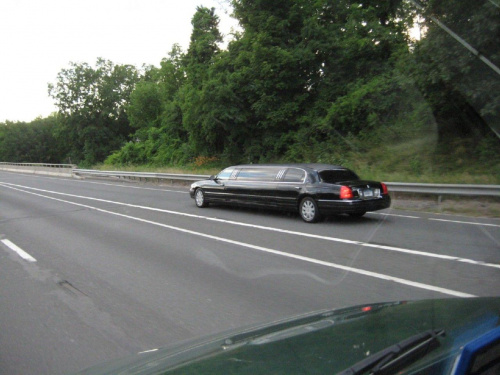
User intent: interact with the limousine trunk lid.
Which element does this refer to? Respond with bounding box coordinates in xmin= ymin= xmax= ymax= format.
xmin=342 ymin=180 xmax=385 ymax=200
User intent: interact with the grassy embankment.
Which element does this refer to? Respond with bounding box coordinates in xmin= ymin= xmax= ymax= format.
xmin=96 ymin=137 xmax=499 ymax=184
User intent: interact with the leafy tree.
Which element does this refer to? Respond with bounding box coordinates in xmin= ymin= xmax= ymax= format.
xmin=301 ymin=0 xmax=408 ymax=117
xmin=127 ymin=81 xmax=163 ymax=132
xmin=0 ymin=115 xmax=67 ymax=163
xmin=48 ymin=58 xmax=140 ymax=166
xmin=221 ymin=0 xmax=317 ymax=161
xmin=409 ymin=0 xmax=500 ymax=140
xmin=184 ymin=6 xmax=223 ymax=85
xmin=224 ymin=0 xmax=410 ymax=161
xmin=181 ymin=6 xmax=224 ymax=155
xmin=157 ymin=45 xmax=188 ymax=142
xmin=108 ymin=45 xmax=190 ymax=166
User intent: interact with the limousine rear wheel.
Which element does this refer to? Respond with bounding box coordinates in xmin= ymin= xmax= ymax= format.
xmin=299 ymin=197 xmax=321 ymax=223
xmin=195 ymin=188 xmax=208 ymax=208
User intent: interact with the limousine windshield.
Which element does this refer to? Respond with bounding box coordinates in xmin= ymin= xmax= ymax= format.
xmin=216 ymin=167 xmax=235 ymax=179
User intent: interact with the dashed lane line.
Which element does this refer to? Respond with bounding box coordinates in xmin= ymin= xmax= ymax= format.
xmin=1 ymin=239 xmax=37 ymax=262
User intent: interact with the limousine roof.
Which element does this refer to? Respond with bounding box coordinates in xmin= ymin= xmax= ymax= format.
xmin=232 ymin=164 xmax=348 ymax=172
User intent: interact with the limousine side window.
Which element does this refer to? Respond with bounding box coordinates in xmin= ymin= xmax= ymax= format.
xmin=282 ymin=168 xmax=306 ymax=183
xmin=319 ymin=169 xmax=359 ymax=184
xmin=236 ymin=167 xmax=282 ymax=182
xmin=216 ymin=168 xmax=235 ymax=180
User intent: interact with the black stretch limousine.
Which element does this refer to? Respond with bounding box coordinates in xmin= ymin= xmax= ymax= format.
xmin=189 ymin=164 xmax=391 ymax=222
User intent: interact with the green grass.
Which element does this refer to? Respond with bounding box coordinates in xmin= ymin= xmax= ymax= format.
xmin=345 ymin=136 xmax=500 ymax=184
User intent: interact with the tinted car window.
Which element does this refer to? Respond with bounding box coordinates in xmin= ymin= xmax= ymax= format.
xmin=216 ymin=168 xmax=234 ymax=180
xmin=237 ymin=168 xmax=281 ymax=181
xmin=283 ymin=168 xmax=306 ymax=183
xmin=319 ymin=170 xmax=359 ymax=183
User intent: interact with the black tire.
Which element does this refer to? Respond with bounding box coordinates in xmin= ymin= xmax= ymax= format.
xmin=349 ymin=211 xmax=366 ymax=218
xmin=299 ymin=197 xmax=321 ymax=223
xmin=194 ymin=188 xmax=208 ymax=208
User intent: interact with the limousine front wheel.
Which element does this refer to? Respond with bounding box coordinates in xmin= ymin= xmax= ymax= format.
xmin=299 ymin=197 xmax=321 ymax=223
xmin=195 ymin=189 xmax=208 ymax=208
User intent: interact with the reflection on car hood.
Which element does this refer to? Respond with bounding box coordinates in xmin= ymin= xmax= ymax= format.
xmin=74 ymin=298 xmax=500 ymax=375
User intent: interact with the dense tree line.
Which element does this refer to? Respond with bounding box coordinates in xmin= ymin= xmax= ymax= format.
xmin=0 ymin=116 xmax=68 ymax=163
xmin=1 ymin=0 xmax=498 ymax=168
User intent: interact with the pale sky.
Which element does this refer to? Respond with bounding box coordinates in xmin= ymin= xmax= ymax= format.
xmin=0 ymin=0 xmax=238 ymax=123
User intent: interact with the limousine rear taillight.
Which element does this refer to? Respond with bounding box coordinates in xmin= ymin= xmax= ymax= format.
xmin=340 ymin=186 xmax=354 ymax=199
xmin=381 ymin=182 xmax=389 ymax=195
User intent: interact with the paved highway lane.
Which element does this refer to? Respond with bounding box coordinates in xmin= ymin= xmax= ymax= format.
xmin=1 ymin=171 xmax=499 ymax=374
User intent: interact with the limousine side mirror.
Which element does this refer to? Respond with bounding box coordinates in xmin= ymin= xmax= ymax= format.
xmin=209 ymin=175 xmax=216 ymax=180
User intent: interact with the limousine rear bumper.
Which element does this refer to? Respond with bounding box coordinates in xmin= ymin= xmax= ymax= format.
xmin=317 ymin=195 xmax=391 ymax=214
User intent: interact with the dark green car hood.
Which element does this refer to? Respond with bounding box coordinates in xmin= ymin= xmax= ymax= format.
xmin=74 ymin=297 xmax=500 ymax=375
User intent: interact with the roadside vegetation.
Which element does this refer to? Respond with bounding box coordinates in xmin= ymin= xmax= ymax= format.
xmin=1 ymin=0 xmax=499 ymax=185
xmin=91 ymin=135 xmax=499 ymax=185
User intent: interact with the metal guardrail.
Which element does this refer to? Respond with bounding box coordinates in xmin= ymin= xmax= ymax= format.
xmin=1 ymin=163 xmax=498 ymax=197
xmin=0 ymin=162 xmax=76 ymax=176
xmin=0 ymin=162 xmax=75 ymax=168
xmin=386 ymin=182 xmax=499 ymax=197
xmin=73 ymin=169 xmax=210 ymax=182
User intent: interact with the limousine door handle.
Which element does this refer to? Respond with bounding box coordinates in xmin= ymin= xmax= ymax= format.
xmin=294 ymin=187 xmax=301 ymax=190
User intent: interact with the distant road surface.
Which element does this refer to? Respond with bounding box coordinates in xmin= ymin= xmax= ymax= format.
xmin=1 ymin=171 xmax=499 ymax=374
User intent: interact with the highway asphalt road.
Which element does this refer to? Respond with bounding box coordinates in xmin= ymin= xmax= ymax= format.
xmin=1 ymin=171 xmax=499 ymax=374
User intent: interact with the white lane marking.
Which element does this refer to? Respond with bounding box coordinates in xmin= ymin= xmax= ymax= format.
xmin=138 ymin=349 xmax=158 ymax=354
xmin=1 ymin=239 xmax=37 ymax=262
xmin=1 ymin=182 xmax=499 ymax=270
xmin=429 ymin=218 xmax=500 ymax=228
xmin=69 ymin=179 xmax=188 ymax=193
xmin=0 ymin=183 xmax=476 ymax=298
xmin=370 ymin=213 xmax=420 ymax=219
xmin=22 ymin=174 xmax=189 ymax=193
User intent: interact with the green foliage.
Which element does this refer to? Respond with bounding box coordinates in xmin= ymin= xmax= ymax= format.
xmin=104 ymin=125 xmax=193 ymax=166
xmin=3 ymin=0 xmax=497 ymax=184
xmin=477 ymin=136 xmax=500 ymax=162
xmin=48 ymin=58 xmax=140 ymax=166
xmin=96 ymin=0 xmax=500 ymax=177
xmin=406 ymin=0 xmax=500 ymax=141
xmin=185 ymin=6 xmax=222 ymax=85
xmin=321 ymin=74 xmax=399 ymax=135
xmin=127 ymin=81 xmax=162 ymax=130
xmin=0 ymin=115 xmax=68 ymax=163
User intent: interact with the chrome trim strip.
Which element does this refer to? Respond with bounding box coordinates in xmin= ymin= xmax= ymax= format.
xmin=224 ymin=181 xmax=306 ymax=185
xmin=317 ymin=198 xmax=384 ymax=203
xmin=209 ymin=191 xmax=276 ymax=200
xmin=318 ymin=199 xmax=355 ymax=203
